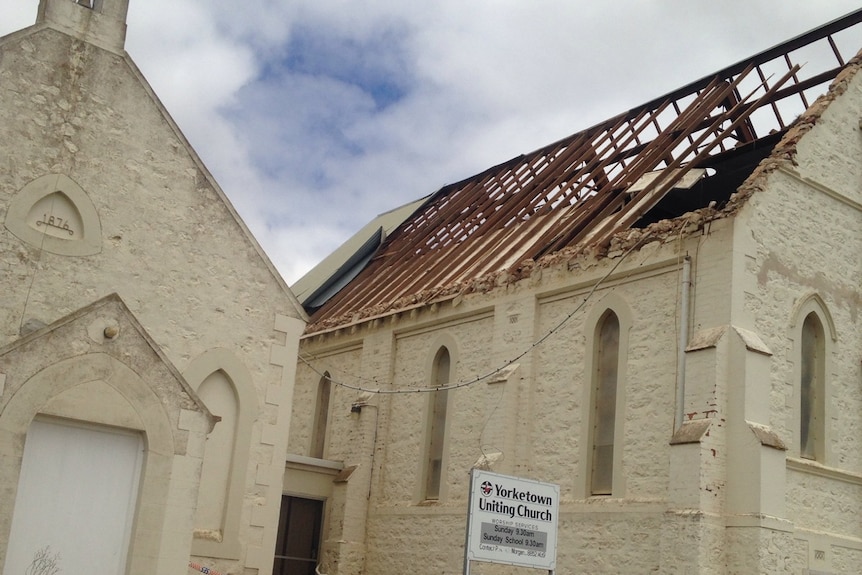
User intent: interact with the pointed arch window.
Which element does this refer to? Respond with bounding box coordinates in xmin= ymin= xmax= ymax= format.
xmin=800 ymin=312 xmax=825 ymax=460
xmin=590 ymin=311 xmax=620 ymax=496
xmin=424 ymin=347 xmax=451 ymax=500
xmin=310 ymin=373 xmax=332 ymax=459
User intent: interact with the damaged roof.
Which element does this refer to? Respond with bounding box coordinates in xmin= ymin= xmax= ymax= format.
xmin=303 ymin=9 xmax=862 ymax=333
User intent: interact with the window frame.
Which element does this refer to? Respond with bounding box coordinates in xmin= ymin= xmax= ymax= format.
xmin=310 ymin=373 xmax=332 ymax=459
xmin=589 ymin=310 xmax=620 ymax=496
xmin=421 ymin=345 xmax=454 ymax=501
xmin=184 ymin=350 xmax=256 ymax=560
xmin=789 ymin=294 xmax=835 ymax=464
xmin=578 ymin=296 xmax=631 ymax=499
xmin=799 ymin=312 xmax=824 ymax=460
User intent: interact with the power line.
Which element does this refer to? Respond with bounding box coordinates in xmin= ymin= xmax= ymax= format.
xmin=300 ymin=230 xmax=656 ymax=395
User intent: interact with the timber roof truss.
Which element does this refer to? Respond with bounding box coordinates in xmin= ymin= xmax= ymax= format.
xmin=309 ymin=10 xmax=862 ymax=329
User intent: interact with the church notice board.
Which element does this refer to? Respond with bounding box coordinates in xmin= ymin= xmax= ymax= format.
xmin=464 ymin=469 xmax=559 ymax=571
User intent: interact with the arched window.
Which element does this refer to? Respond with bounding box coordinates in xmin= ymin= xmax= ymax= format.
xmin=310 ymin=373 xmax=332 ymax=459
xmin=424 ymin=347 xmax=451 ymax=500
xmin=800 ymin=312 xmax=825 ymax=460
xmin=590 ymin=311 xmax=620 ymax=496
xmin=790 ymin=294 xmax=835 ymax=464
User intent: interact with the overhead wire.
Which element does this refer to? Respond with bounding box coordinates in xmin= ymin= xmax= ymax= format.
xmin=301 ymin=82 xmax=771 ymax=394
xmin=299 ymin=58 xmax=799 ymax=396
xmin=299 ymin=226 xmax=656 ymax=395
xmin=17 ymin=180 xmax=59 ymax=335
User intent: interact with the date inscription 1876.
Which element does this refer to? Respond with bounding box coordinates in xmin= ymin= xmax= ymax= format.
xmin=36 ymin=213 xmax=74 ymax=236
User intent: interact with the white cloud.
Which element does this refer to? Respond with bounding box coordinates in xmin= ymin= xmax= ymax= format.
xmin=2 ymin=0 xmax=861 ymax=285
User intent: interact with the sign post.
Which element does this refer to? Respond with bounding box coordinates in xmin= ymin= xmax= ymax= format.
xmin=463 ymin=469 xmax=559 ymax=574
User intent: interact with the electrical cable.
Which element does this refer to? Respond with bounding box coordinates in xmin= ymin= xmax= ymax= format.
xmin=17 ymin=178 xmax=59 ymax=335
xmin=300 ymin=228 xmax=656 ymax=395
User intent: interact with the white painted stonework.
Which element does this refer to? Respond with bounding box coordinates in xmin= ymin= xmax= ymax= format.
xmin=290 ymin=52 xmax=862 ymax=575
xmin=0 ymin=2 xmax=306 ymax=574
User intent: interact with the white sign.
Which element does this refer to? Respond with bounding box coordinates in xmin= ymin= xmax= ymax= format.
xmin=465 ymin=469 xmax=559 ymax=571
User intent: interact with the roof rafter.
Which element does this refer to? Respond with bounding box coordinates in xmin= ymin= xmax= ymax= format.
xmin=308 ymin=9 xmax=862 ymax=330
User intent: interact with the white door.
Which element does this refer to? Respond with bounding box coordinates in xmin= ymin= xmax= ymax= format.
xmin=3 ymin=419 xmax=144 ymax=575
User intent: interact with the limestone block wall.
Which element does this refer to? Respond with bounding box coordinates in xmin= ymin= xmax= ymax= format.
xmin=0 ymin=24 xmax=305 ymax=575
xmin=378 ymin=312 xmax=496 ymax=504
xmin=297 ymin=228 xmax=742 ymax=574
xmin=291 ymin=64 xmax=862 ymax=575
xmin=289 ymin=345 xmax=364 ymax=460
xmin=531 ymin=265 xmax=681 ymax=500
xmin=732 ymin=64 xmax=862 ymax=573
xmin=743 ymin=171 xmax=862 ymax=463
xmin=0 ymin=296 xmax=213 ymax=575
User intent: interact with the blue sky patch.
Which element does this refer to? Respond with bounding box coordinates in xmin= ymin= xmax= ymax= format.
xmin=269 ymin=23 xmax=413 ymax=111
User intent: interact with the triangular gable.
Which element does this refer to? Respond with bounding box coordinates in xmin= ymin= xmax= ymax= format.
xmin=0 ymin=293 xmax=218 ymax=575
xmin=0 ymin=293 xmax=215 ymax=428
xmin=0 ymin=9 xmax=308 ymax=324
xmin=119 ymin=56 xmax=308 ymax=323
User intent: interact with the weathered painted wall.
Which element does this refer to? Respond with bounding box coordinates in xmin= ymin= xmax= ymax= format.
xmin=294 ymin=222 xmax=744 ymax=574
xmin=289 ymin=36 xmax=862 ymax=575
xmin=0 ymin=27 xmax=298 ymax=362
xmin=731 ymin=60 xmax=862 ymax=573
xmin=292 ymin=65 xmax=862 ymax=573
xmin=0 ymin=9 xmax=305 ymax=574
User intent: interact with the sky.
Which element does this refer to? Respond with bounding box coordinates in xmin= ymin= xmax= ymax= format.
xmin=1 ymin=1 xmax=861 ymax=284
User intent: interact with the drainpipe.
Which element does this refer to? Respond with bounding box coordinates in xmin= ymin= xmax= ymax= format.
xmin=674 ymin=255 xmax=692 ymax=432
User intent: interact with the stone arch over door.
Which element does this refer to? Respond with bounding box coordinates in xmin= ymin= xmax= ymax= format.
xmin=0 ymin=352 xmax=203 ymax=575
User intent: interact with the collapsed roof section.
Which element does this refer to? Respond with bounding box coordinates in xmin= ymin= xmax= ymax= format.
xmin=306 ymin=9 xmax=862 ymax=332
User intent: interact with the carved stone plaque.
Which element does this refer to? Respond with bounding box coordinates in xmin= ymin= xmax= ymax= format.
xmin=5 ymin=174 xmax=102 ymax=256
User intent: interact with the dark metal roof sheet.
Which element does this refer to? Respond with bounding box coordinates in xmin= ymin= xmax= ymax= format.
xmin=307 ymin=9 xmax=862 ymax=332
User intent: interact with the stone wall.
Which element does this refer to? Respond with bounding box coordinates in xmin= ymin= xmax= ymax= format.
xmin=296 ymin=226 xmax=739 ymax=574
xmin=730 ymin=58 xmax=862 ymax=575
xmin=0 ymin=20 xmax=305 ymax=575
xmin=292 ymin=27 xmax=862 ymax=575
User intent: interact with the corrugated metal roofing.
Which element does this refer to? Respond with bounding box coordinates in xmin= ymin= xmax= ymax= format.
xmin=306 ymin=9 xmax=862 ymax=332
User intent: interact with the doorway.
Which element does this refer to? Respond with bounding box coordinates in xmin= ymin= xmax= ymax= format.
xmin=273 ymin=495 xmax=324 ymax=575
xmin=3 ymin=419 xmax=144 ymax=575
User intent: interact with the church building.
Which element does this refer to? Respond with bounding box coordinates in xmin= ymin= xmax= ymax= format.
xmin=292 ymin=10 xmax=862 ymax=575
xmin=0 ymin=2 xmax=306 ymax=574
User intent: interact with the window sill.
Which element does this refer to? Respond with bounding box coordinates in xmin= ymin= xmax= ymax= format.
xmin=787 ymin=457 xmax=862 ymax=485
